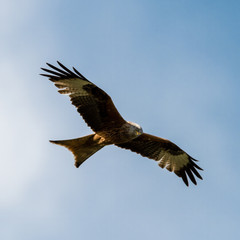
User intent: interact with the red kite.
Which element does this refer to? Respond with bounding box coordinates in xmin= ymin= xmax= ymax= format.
xmin=41 ymin=62 xmax=203 ymax=186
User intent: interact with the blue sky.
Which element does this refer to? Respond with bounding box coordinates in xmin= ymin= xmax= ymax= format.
xmin=1 ymin=0 xmax=240 ymax=239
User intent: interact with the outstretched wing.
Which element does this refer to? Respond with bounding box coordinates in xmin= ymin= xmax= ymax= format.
xmin=41 ymin=62 xmax=126 ymax=132
xmin=116 ymin=133 xmax=203 ymax=186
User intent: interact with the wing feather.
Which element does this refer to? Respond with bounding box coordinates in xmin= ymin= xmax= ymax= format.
xmin=116 ymin=133 xmax=203 ymax=186
xmin=41 ymin=62 xmax=126 ymax=132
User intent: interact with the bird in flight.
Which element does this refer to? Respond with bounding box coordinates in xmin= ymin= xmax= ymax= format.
xmin=41 ymin=62 xmax=203 ymax=186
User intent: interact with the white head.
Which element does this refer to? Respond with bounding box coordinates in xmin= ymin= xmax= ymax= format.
xmin=127 ymin=121 xmax=143 ymax=137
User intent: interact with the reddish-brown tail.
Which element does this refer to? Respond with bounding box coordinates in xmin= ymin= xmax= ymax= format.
xmin=50 ymin=134 xmax=105 ymax=167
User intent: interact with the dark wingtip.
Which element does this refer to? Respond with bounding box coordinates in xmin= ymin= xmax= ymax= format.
xmin=73 ymin=67 xmax=87 ymax=80
xmin=41 ymin=61 xmax=88 ymax=81
xmin=57 ymin=61 xmax=65 ymax=69
xmin=186 ymin=168 xmax=197 ymax=185
xmin=191 ymin=157 xmax=198 ymax=162
xmin=74 ymin=162 xmax=80 ymax=168
xmin=183 ymin=180 xmax=189 ymax=187
xmin=46 ymin=62 xmax=53 ymax=67
xmin=181 ymin=171 xmax=189 ymax=186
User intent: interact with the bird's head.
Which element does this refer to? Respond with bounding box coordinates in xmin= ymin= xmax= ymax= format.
xmin=127 ymin=121 xmax=143 ymax=137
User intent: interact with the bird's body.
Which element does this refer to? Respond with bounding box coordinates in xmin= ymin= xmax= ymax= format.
xmin=96 ymin=121 xmax=143 ymax=144
xmin=41 ymin=62 xmax=203 ymax=186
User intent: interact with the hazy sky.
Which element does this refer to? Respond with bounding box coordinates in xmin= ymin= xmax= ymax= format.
xmin=1 ymin=0 xmax=240 ymax=239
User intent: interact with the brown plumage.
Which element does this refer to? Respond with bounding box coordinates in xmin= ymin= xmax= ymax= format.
xmin=41 ymin=61 xmax=203 ymax=186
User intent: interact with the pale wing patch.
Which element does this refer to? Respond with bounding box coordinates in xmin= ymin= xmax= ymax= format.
xmin=157 ymin=151 xmax=189 ymax=172
xmin=54 ymin=78 xmax=90 ymax=96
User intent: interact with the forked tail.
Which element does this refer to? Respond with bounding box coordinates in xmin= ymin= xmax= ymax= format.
xmin=50 ymin=134 xmax=105 ymax=167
